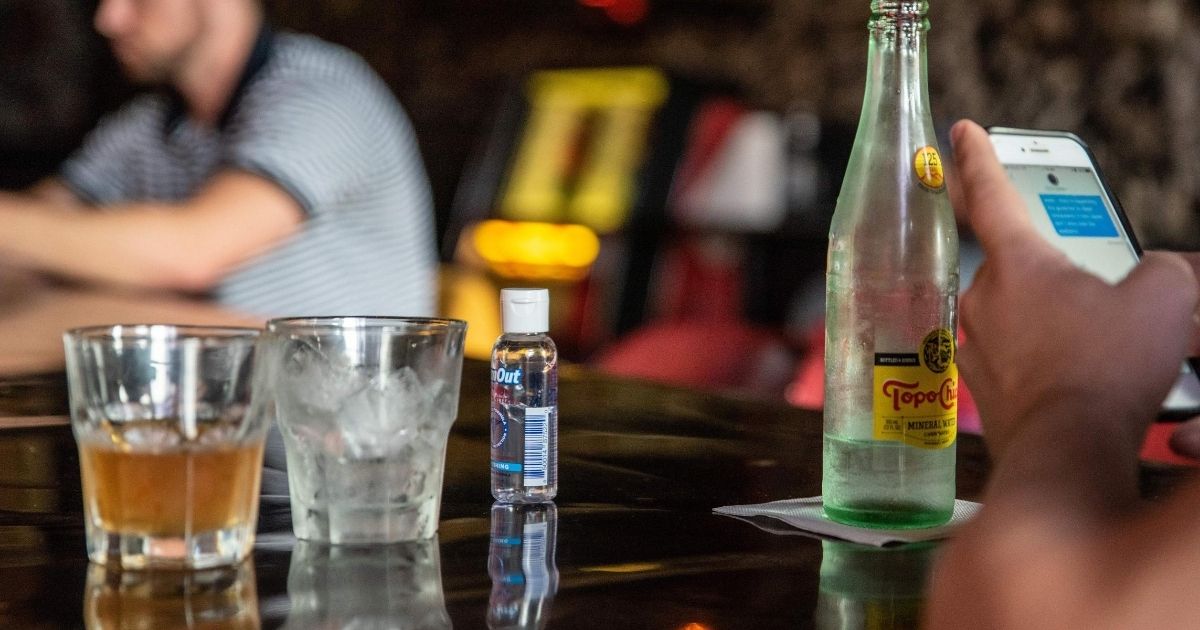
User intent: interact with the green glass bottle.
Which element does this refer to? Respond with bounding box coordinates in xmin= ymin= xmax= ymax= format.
xmin=823 ymin=0 xmax=959 ymax=528
xmin=815 ymin=541 xmax=937 ymax=629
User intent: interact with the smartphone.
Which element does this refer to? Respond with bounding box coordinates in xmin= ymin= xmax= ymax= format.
xmin=987 ymin=126 xmax=1200 ymax=416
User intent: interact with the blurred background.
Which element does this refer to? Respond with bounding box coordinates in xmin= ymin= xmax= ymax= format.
xmin=4 ymin=0 xmax=1199 ymax=414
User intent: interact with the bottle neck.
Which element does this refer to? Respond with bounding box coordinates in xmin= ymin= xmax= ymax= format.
xmin=868 ymin=0 xmax=929 ymax=29
xmin=859 ymin=1 xmax=931 ymax=135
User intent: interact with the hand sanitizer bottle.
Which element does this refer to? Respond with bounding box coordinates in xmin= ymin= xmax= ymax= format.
xmin=490 ymin=289 xmax=558 ymax=503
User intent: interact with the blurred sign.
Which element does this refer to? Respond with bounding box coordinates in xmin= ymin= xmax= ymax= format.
xmin=672 ymin=100 xmax=788 ymax=232
xmin=500 ymin=67 xmax=669 ymax=234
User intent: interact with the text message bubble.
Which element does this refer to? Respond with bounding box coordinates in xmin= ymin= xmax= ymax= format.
xmin=1039 ymin=194 xmax=1119 ymax=238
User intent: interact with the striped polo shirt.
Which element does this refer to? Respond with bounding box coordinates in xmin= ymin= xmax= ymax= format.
xmin=60 ymin=29 xmax=437 ymax=318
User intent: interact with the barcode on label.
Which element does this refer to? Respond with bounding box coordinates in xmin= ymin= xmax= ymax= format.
xmin=523 ymin=406 xmax=550 ymax=487
xmin=522 ymin=522 xmax=550 ymax=596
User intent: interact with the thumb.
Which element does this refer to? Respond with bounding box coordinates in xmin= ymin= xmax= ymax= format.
xmin=1118 ymin=251 xmax=1199 ymax=369
xmin=1170 ymin=252 xmax=1200 ymax=354
xmin=949 ymin=120 xmax=1042 ymax=258
xmin=1169 ymin=416 xmax=1200 ymax=460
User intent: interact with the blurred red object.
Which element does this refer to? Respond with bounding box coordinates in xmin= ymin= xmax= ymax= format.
xmin=1140 ymin=423 xmax=1200 ymax=467
xmin=578 ymin=0 xmax=647 ymax=25
xmin=593 ymin=321 xmax=794 ymax=396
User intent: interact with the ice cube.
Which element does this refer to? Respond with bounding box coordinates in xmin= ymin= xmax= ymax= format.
xmin=119 ymin=423 xmax=182 ymax=449
xmin=102 ymin=401 xmax=155 ymax=422
xmin=334 ymin=367 xmax=447 ymax=458
xmin=280 ymin=338 xmax=370 ymax=416
xmin=196 ymin=423 xmax=233 ymax=445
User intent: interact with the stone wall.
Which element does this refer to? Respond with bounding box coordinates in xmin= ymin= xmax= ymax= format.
xmin=930 ymin=1 xmax=1200 ymax=249
xmin=4 ymin=1 xmax=1199 ymax=247
xmin=269 ymin=0 xmax=1200 ymax=248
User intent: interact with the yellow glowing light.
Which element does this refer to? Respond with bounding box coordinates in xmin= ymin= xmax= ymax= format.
xmin=438 ymin=266 xmax=502 ymax=360
xmin=471 ymin=220 xmax=601 ymax=281
xmin=578 ymin=562 xmax=662 ymax=574
xmin=559 ymin=224 xmax=602 ymax=266
xmin=473 ymin=221 xmax=512 ymax=263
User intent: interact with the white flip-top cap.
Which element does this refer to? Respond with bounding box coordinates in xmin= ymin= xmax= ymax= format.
xmin=501 ymin=288 xmax=550 ymax=334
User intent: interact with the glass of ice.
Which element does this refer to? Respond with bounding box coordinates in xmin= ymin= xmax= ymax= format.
xmin=63 ymin=324 xmax=266 ymax=570
xmin=259 ymin=317 xmax=466 ymax=544
xmin=284 ymin=539 xmax=451 ymax=628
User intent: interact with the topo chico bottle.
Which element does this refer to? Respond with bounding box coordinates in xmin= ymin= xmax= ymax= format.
xmin=815 ymin=540 xmax=937 ymax=629
xmin=823 ymin=0 xmax=959 ymax=528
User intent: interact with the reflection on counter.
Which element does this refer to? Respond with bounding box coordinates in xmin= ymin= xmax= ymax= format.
xmin=0 ymin=427 xmax=71 ymax=514
xmin=84 ymin=561 xmax=260 ymax=629
xmin=488 ymin=503 xmax=559 ymax=630
xmin=814 ymin=541 xmax=937 ymax=630
xmin=0 ymin=526 xmax=52 ymax=628
xmin=284 ymin=538 xmax=451 ymax=629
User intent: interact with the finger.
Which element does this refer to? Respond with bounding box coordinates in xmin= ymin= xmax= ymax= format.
xmin=946 ymin=154 xmax=967 ymax=226
xmin=1168 ymin=416 xmax=1200 ymax=460
xmin=1165 ymin=251 xmax=1200 ymax=354
xmin=949 ymin=120 xmax=1048 ymax=259
xmin=957 ymin=275 xmax=984 ymax=339
xmin=1117 ymin=252 xmax=1200 ymax=383
xmin=955 ymin=344 xmax=980 ymax=396
xmin=1174 ymin=252 xmax=1200 ymax=280
xmin=958 ymin=254 xmax=997 ymax=333
xmin=1120 ymin=252 xmax=1200 ymax=327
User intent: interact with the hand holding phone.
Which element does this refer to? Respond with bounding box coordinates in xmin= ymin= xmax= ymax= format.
xmin=986 ymin=127 xmax=1200 ymax=414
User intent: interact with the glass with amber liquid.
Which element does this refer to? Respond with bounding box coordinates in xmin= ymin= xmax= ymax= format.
xmin=84 ymin=560 xmax=261 ymax=629
xmin=64 ymin=325 xmax=267 ymax=569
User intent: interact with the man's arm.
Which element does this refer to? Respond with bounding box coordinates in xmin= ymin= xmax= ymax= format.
xmin=25 ymin=178 xmax=84 ymax=206
xmin=0 ymin=171 xmax=302 ymax=291
xmin=926 ymin=120 xmax=1200 ymax=629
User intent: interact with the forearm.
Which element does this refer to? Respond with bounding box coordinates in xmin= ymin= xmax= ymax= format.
xmin=925 ymin=399 xmax=1146 ymax=630
xmin=984 ymin=393 xmax=1147 ymax=525
xmin=929 ymin=407 xmax=1200 ymax=630
xmin=0 ymin=196 xmax=221 ymax=290
xmin=0 ymin=172 xmax=299 ymax=292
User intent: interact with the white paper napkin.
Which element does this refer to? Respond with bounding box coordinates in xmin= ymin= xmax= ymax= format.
xmin=714 ymin=496 xmax=982 ymax=547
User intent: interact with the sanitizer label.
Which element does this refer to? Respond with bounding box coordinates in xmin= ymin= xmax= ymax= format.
xmin=872 ymin=328 xmax=957 ymax=449
xmin=491 ymin=365 xmax=520 ymax=475
xmin=522 ymin=407 xmax=551 ymax=487
xmin=490 ymin=361 xmax=556 ymax=488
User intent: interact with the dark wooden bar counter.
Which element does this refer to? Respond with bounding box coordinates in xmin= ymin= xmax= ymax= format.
xmin=0 ymin=355 xmax=993 ymax=629
xmin=0 ymin=282 xmax=1189 ymax=628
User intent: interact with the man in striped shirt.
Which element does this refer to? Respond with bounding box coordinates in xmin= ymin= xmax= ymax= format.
xmin=0 ymin=0 xmax=437 ymax=317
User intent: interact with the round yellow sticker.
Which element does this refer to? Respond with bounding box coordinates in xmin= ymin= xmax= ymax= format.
xmin=914 ymin=146 xmax=945 ymax=190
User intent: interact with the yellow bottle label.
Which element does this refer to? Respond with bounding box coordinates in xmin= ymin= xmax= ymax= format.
xmin=913 ymin=146 xmax=945 ymax=190
xmin=872 ymin=328 xmax=957 ymax=449
xmin=865 ymin=600 xmax=922 ymax=630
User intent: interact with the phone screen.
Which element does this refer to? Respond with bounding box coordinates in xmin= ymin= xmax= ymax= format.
xmin=1000 ymin=153 xmax=1200 ymax=413
xmin=1002 ymin=163 xmax=1139 ymax=284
